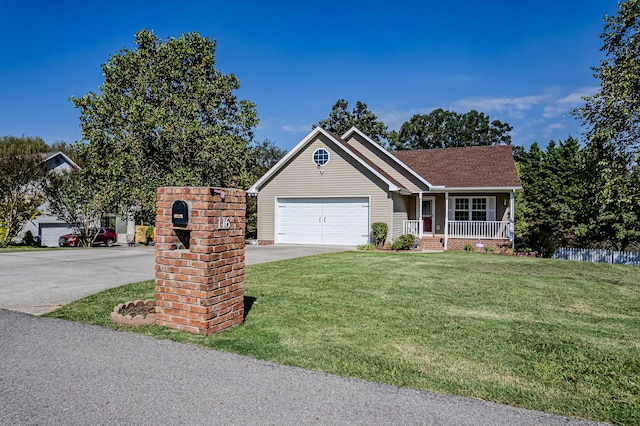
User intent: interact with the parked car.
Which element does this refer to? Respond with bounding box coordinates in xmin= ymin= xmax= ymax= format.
xmin=58 ymin=227 xmax=117 ymax=247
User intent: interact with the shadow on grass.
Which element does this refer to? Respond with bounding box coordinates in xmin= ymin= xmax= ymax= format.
xmin=243 ymin=296 xmax=256 ymax=321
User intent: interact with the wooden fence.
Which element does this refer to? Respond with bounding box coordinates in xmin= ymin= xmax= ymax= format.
xmin=552 ymin=247 xmax=640 ymax=266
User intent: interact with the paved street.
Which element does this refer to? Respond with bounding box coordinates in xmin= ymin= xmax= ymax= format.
xmin=0 ymin=309 xmax=603 ymax=425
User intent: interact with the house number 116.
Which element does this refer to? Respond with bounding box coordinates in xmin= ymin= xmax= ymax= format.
xmin=217 ymin=217 xmax=231 ymax=230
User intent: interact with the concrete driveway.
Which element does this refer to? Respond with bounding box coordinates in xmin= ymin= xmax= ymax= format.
xmin=0 ymin=244 xmax=349 ymax=315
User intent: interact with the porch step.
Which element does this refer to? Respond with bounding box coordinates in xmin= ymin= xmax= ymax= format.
xmin=419 ymin=236 xmax=444 ymax=251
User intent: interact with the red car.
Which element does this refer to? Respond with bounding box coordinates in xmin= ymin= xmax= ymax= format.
xmin=58 ymin=227 xmax=117 ymax=247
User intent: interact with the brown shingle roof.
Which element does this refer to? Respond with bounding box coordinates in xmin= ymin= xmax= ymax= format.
xmin=392 ymin=145 xmax=521 ymax=188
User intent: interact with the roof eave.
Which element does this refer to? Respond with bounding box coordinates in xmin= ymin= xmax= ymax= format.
xmin=428 ymin=186 xmax=522 ymax=193
xmin=43 ymin=151 xmax=81 ymax=170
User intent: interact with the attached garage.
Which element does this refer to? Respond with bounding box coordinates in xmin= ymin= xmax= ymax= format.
xmin=40 ymin=223 xmax=73 ymax=247
xmin=276 ymin=197 xmax=369 ymax=246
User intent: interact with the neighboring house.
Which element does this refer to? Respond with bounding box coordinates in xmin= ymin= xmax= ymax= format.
xmin=248 ymin=127 xmax=522 ymax=251
xmin=19 ymin=152 xmax=134 ymax=247
xmin=20 ymin=152 xmax=79 ymax=247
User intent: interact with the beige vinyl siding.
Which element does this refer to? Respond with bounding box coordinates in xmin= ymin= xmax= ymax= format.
xmin=257 ymin=134 xmax=392 ymax=243
xmin=345 ymin=133 xmax=427 ymax=192
xmin=391 ymin=193 xmax=409 ymax=240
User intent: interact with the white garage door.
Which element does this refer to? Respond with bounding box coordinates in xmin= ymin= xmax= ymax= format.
xmin=40 ymin=224 xmax=73 ymax=247
xmin=277 ymin=198 xmax=369 ymax=246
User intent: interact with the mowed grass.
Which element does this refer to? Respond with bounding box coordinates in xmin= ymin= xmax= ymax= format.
xmin=45 ymin=251 xmax=639 ymax=424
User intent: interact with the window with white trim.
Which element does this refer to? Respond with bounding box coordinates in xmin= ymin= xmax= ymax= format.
xmin=451 ymin=197 xmax=495 ymax=221
xmin=454 ymin=198 xmax=469 ymax=221
xmin=312 ymin=148 xmax=330 ymax=166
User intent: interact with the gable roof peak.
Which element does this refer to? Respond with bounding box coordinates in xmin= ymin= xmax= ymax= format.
xmin=248 ymin=126 xmax=403 ymax=194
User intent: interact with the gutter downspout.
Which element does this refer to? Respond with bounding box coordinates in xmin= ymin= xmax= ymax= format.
xmin=444 ymin=192 xmax=449 ymax=250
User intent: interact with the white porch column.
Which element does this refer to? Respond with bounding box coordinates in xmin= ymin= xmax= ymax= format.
xmin=444 ymin=192 xmax=449 ymax=250
xmin=510 ymin=191 xmax=515 ymax=249
xmin=418 ymin=192 xmax=423 ymax=235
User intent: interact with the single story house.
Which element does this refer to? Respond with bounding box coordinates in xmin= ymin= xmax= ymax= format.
xmin=248 ymin=127 xmax=522 ymax=251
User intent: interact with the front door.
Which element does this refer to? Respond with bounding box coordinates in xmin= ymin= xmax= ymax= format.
xmin=421 ymin=199 xmax=433 ymax=233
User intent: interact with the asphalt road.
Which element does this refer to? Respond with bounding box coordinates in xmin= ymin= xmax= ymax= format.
xmin=0 ymin=309 xmax=603 ymax=425
xmin=0 ymin=245 xmax=349 ymax=315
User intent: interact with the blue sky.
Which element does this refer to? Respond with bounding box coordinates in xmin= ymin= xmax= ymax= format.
xmin=0 ymin=1 xmax=618 ymax=151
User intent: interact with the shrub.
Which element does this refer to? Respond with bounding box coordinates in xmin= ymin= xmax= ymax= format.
xmin=372 ymin=222 xmax=388 ymax=248
xmin=484 ymin=247 xmax=495 ymax=253
xmin=392 ymin=234 xmax=416 ymax=250
xmin=22 ymin=230 xmax=36 ymax=246
xmin=145 ymin=226 xmax=155 ymax=240
xmin=357 ymin=243 xmax=376 ymax=251
xmin=463 ymin=243 xmax=475 ymax=251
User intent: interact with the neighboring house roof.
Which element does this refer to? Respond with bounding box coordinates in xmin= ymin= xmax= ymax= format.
xmin=40 ymin=151 xmax=80 ymax=171
xmin=392 ymin=145 xmax=521 ymax=190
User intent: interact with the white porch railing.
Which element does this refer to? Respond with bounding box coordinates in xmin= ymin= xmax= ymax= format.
xmin=448 ymin=220 xmax=511 ymax=239
xmin=403 ymin=220 xmax=512 ymax=239
xmin=403 ymin=220 xmax=421 ymax=237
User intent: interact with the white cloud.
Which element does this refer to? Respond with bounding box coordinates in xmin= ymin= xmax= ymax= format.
xmin=542 ymin=87 xmax=597 ymax=118
xmin=282 ymin=124 xmax=311 ymax=133
xmin=545 ymin=122 xmax=566 ymax=133
xmin=451 ymin=94 xmax=547 ymax=117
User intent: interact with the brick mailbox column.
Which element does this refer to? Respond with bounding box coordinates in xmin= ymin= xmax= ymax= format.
xmin=155 ymin=187 xmax=245 ymax=335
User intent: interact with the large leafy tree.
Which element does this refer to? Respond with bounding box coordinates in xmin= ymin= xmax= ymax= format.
xmin=0 ymin=137 xmax=48 ymax=246
xmin=577 ymin=0 xmax=640 ymax=158
xmin=315 ymin=99 xmax=389 ymax=145
xmin=573 ymin=0 xmax=640 ymax=251
xmin=392 ymin=109 xmax=512 ymax=150
xmin=72 ymin=29 xmax=259 ymax=223
xmin=0 ymin=136 xmax=49 ymax=156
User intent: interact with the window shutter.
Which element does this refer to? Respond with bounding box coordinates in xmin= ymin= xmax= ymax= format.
xmin=487 ymin=197 xmax=496 ymax=221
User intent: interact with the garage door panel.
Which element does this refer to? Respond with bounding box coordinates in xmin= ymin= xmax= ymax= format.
xmin=40 ymin=224 xmax=73 ymax=247
xmin=277 ymin=198 xmax=369 ymax=246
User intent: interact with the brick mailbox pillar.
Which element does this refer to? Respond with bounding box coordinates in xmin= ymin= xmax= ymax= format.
xmin=154 ymin=187 xmax=245 ymax=335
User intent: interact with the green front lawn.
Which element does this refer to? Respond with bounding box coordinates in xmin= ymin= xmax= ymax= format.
xmin=45 ymin=251 xmax=639 ymax=425
xmin=0 ymin=246 xmax=56 ymax=253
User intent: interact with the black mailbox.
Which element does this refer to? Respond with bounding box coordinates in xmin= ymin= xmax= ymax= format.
xmin=172 ymin=200 xmax=189 ymax=226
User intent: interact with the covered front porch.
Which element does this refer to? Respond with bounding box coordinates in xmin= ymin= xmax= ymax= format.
xmin=400 ymin=192 xmax=515 ymax=250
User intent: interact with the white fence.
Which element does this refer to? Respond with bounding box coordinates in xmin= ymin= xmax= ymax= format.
xmin=552 ymin=248 xmax=640 ymax=266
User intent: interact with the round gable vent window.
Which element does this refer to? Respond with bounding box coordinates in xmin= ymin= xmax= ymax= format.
xmin=313 ymin=148 xmax=330 ymax=166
